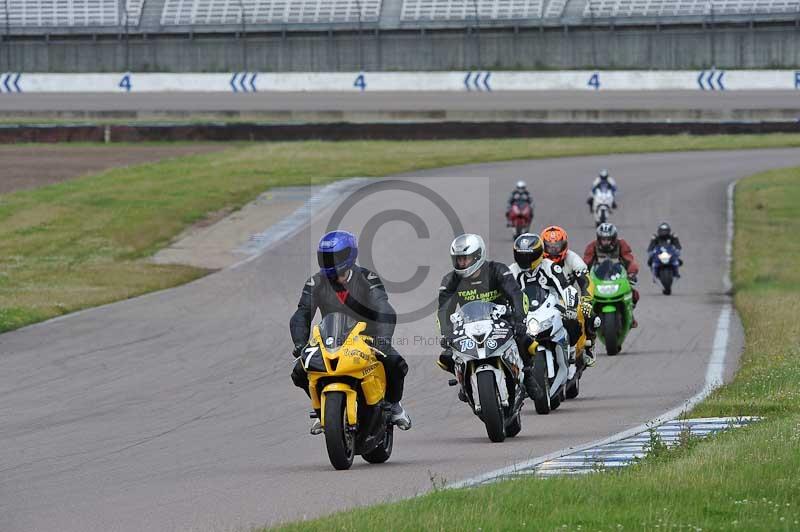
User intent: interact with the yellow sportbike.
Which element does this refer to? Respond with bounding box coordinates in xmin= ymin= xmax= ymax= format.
xmin=303 ymin=312 xmax=394 ymax=470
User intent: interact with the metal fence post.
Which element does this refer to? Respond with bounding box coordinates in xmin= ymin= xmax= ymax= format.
xmin=236 ymin=0 xmax=247 ymax=70
xmin=471 ymin=0 xmax=481 ymax=69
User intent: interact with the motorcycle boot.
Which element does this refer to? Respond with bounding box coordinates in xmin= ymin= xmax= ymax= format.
xmin=437 ymin=348 xmax=455 ymax=374
xmin=390 ymin=402 xmax=412 ymax=430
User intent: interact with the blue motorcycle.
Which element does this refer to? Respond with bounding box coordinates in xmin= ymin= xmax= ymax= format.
xmin=649 ymin=244 xmax=681 ymax=295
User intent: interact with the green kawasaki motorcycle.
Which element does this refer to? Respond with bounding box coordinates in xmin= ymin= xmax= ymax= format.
xmin=590 ymin=259 xmax=634 ymax=356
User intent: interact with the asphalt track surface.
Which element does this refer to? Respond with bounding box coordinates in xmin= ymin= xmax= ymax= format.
xmin=3 ymin=148 xmax=800 ymax=531
xmin=2 ymin=91 xmax=799 ymax=112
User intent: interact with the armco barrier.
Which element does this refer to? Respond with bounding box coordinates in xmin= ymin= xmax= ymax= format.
xmin=4 ymin=70 xmax=800 ymax=92
xmin=1 ymin=121 xmax=799 ymax=144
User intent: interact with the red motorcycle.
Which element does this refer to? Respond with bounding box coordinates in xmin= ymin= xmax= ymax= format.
xmin=507 ymin=201 xmax=533 ymax=238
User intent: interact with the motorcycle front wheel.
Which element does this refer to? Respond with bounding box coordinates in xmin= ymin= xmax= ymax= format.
xmin=602 ymin=312 xmax=620 ymax=356
xmin=531 ymin=354 xmax=552 ymax=415
xmin=477 ymin=372 xmax=506 ymax=442
xmin=659 ymin=267 xmax=673 ymax=295
xmin=324 ymin=392 xmax=355 ymax=470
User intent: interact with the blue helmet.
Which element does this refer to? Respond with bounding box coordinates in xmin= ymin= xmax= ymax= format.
xmin=317 ymin=230 xmax=358 ymax=279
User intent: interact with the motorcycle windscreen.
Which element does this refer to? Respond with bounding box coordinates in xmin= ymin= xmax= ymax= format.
xmin=523 ymin=283 xmax=551 ymax=312
xmin=459 ymin=301 xmax=496 ymax=324
xmin=318 ymin=312 xmax=358 ymax=351
xmin=593 ymin=259 xmax=627 ymax=281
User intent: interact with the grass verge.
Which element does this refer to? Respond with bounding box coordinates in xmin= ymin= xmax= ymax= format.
xmin=270 ymin=166 xmax=800 ymax=531
xmin=3 ymin=134 xmax=800 ymax=335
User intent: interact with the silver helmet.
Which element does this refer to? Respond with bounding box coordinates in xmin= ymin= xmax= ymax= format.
xmin=450 ymin=233 xmax=486 ymax=278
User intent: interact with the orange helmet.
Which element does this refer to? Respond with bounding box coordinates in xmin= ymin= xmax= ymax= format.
xmin=541 ymin=225 xmax=569 ymax=264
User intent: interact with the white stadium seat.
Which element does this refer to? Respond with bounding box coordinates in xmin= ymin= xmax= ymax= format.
xmin=400 ymin=0 xmax=547 ymax=21
xmin=6 ymin=0 xmax=143 ymax=27
xmin=583 ymin=0 xmax=800 ymax=17
xmin=160 ymin=0 xmax=382 ymax=25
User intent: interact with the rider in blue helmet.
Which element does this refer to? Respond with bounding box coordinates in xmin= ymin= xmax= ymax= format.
xmin=290 ymin=230 xmax=411 ymax=434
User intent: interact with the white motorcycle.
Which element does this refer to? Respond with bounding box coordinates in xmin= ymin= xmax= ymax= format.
xmin=524 ymin=283 xmax=574 ymax=414
xmin=447 ymin=301 xmax=526 ymax=443
xmin=592 ymin=186 xmax=616 ymax=226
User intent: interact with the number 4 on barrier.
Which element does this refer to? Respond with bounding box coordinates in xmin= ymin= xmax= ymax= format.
xmin=587 ymin=73 xmax=600 ymax=91
xmin=353 ymin=74 xmax=366 ymax=92
xmin=119 ymin=74 xmax=132 ymax=92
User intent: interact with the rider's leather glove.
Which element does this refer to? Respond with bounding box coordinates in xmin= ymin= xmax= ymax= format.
xmin=439 ymin=336 xmax=450 ymax=349
xmin=580 ymin=297 xmax=594 ymax=318
xmin=628 ymin=273 xmax=638 ymax=285
xmin=292 ymin=343 xmax=305 ymax=358
xmin=513 ymin=321 xmax=528 ymax=338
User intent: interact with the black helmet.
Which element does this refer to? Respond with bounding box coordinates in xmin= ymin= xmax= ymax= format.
xmin=513 ymin=233 xmax=544 ymax=271
xmin=657 ymin=222 xmax=672 ymax=239
xmin=596 ymin=222 xmax=618 ymax=252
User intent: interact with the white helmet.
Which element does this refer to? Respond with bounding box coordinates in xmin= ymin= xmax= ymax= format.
xmin=450 ymin=233 xmax=486 ymax=278
xmin=516 ymin=180 xmax=527 ymax=190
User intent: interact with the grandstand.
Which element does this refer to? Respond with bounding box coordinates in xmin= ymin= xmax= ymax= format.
xmin=3 ymin=0 xmax=800 ymax=34
xmin=2 ymin=0 xmax=800 ymax=72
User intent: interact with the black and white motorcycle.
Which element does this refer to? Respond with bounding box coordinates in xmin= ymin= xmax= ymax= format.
xmin=592 ymin=186 xmax=615 ymax=226
xmin=448 ymin=301 xmax=525 ymax=443
xmin=524 ymin=283 xmax=573 ymax=414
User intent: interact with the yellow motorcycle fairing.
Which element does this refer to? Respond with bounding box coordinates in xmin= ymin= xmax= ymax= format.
xmin=305 ymin=321 xmax=387 ymax=428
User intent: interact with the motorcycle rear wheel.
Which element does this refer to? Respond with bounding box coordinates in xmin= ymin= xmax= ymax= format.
xmin=477 ymin=372 xmax=506 ymax=442
xmin=565 ymin=374 xmax=580 ymax=399
xmin=362 ymin=423 xmax=394 ymax=464
xmin=323 ymin=392 xmax=355 ymax=470
xmin=506 ymin=412 xmax=522 ymax=437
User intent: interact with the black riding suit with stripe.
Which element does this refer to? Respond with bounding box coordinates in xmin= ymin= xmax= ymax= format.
xmin=289 ymin=266 xmax=408 ymax=403
xmin=437 ymin=260 xmax=533 ymax=372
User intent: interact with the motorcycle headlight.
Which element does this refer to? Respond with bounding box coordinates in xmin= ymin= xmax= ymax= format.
xmin=527 ymin=316 xmax=553 ymax=336
xmin=658 ymin=252 xmax=671 ymax=264
xmin=596 ymin=284 xmax=619 ymax=296
xmin=464 ymin=321 xmax=493 ymax=345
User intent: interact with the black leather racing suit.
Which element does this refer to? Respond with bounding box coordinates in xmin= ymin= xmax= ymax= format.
xmin=437 ymin=261 xmax=531 ymax=372
xmin=289 ymin=266 xmax=408 ymax=403
xmin=647 ymin=234 xmax=683 ymax=266
xmin=507 ymin=190 xmax=532 ymax=206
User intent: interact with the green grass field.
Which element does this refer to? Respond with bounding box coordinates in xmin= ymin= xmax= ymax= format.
xmin=2 ymin=135 xmax=800 ymax=335
xmin=270 ymin=167 xmax=800 ymax=531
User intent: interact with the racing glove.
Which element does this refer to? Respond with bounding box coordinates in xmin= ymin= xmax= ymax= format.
xmin=514 ymin=321 xmax=528 ymax=338
xmin=292 ymin=343 xmax=305 ymax=358
xmin=580 ymin=296 xmax=594 ymax=319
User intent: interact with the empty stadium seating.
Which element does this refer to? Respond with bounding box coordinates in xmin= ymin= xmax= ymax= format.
xmin=160 ymin=0 xmax=382 ymax=25
xmin=583 ymin=0 xmax=800 ymax=18
xmin=5 ymin=0 xmax=142 ymax=27
xmin=400 ymin=0 xmax=568 ymax=21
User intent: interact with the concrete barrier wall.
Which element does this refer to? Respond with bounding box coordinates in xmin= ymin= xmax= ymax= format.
xmin=2 ymin=121 xmax=799 ymax=144
xmin=2 ymin=70 xmax=798 ymax=93
xmin=2 ymin=24 xmax=800 ymax=72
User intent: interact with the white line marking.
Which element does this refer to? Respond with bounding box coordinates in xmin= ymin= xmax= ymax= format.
xmin=449 ymin=180 xmax=739 ymax=489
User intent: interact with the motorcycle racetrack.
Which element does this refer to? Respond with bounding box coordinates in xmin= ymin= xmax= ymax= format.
xmin=3 ymin=147 xmax=800 ymax=531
